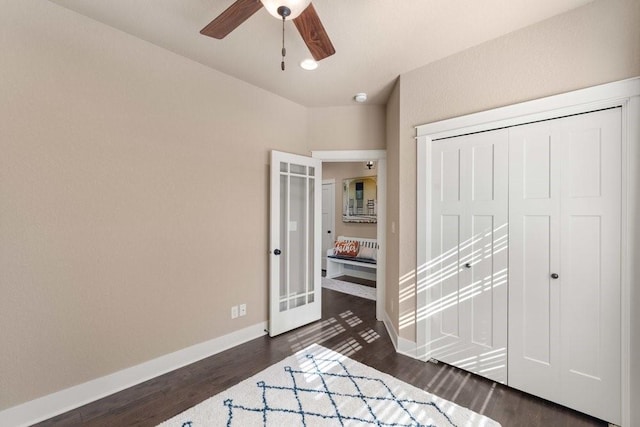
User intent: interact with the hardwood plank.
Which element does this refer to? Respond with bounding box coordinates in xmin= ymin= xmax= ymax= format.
xmin=35 ymin=289 xmax=606 ymax=426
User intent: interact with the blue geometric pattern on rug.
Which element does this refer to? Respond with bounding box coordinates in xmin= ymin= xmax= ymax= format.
xmin=215 ymin=353 xmax=458 ymax=427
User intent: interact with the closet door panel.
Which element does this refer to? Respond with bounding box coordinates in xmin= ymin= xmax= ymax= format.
xmin=558 ymin=109 xmax=621 ymax=424
xmin=430 ymin=129 xmax=508 ymax=384
xmin=440 ymin=148 xmax=461 ymax=202
xmin=523 ymin=133 xmax=552 ymax=200
xmin=470 ymin=215 xmax=495 ymax=347
xmin=468 ymin=137 xmax=509 ymax=379
xmin=509 ymin=108 xmax=621 ymax=424
xmin=471 ymin=144 xmax=495 ymax=201
xmin=439 ymin=215 xmax=461 ymax=337
xmin=565 ymin=215 xmax=602 ymax=372
xmin=521 ymin=215 xmax=552 ymax=364
xmin=430 ymin=145 xmax=464 ymax=353
xmin=508 ymin=122 xmax=561 ymax=400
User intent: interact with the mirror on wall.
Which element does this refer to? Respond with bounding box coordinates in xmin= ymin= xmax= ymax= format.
xmin=342 ymin=176 xmax=377 ymax=223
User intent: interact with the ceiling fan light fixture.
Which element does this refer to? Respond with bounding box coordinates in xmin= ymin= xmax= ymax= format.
xmin=300 ymin=58 xmax=318 ymax=70
xmin=260 ymin=0 xmax=311 ymax=20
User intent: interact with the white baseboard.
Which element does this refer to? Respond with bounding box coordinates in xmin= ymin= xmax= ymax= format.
xmin=382 ymin=308 xmax=399 ymax=349
xmin=397 ymin=336 xmax=417 ymax=358
xmin=0 ymin=321 xmax=267 ymax=427
xmin=381 ymin=310 xmax=417 ymax=358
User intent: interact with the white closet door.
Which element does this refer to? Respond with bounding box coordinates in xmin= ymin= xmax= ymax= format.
xmin=558 ymin=109 xmax=621 ymax=422
xmin=509 ymin=108 xmax=621 ymax=424
xmin=430 ymin=129 xmax=508 ymax=383
xmin=508 ymin=120 xmax=562 ymax=401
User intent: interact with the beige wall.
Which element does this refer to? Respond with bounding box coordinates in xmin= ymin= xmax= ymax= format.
xmin=0 ymin=1 xmax=312 ymax=410
xmin=322 ymin=162 xmax=377 ymax=240
xmin=307 ymin=103 xmax=385 ymax=241
xmin=308 ymin=105 xmax=386 ymax=150
xmin=0 ymin=1 xmax=389 ymax=412
xmin=4 ymin=0 xmax=639 ymax=418
xmin=390 ymin=0 xmax=640 ymax=341
xmin=385 ymin=82 xmax=401 ymax=328
xmin=388 ymin=0 xmax=640 ymax=420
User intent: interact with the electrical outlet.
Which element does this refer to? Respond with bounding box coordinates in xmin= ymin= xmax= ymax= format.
xmin=239 ymin=304 xmax=247 ymax=317
xmin=231 ymin=305 xmax=238 ymax=319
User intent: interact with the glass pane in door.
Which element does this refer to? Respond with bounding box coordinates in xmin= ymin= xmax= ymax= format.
xmin=290 ymin=164 xmax=307 ymax=175
xmin=307 ymin=177 xmax=315 ymax=301
xmin=278 ymin=161 xmax=315 ymax=312
xmin=289 ymin=174 xmax=307 ymax=300
xmin=279 ymin=174 xmax=288 ymax=310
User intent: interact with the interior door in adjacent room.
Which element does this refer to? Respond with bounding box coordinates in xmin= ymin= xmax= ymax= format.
xmin=269 ymin=151 xmax=322 ymax=337
xmin=321 ymin=181 xmax=335 ymax=271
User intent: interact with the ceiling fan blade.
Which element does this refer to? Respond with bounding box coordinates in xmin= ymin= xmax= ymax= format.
xmin=200 ymin=0 xmax=263 ymax=39
xmin=293 ymin=3 xmax=335 ymax=61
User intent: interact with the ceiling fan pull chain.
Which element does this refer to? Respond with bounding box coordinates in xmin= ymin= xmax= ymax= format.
xmin=281 ymin=15 xmax=286 ymax=71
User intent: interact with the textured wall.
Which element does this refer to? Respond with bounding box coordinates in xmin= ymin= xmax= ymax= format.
xmin=308 ymin=105 xmax=386 ymax=151
xmin=394 ymin=0 xmax=640 ymax=341
xmin=4 ymin=0 xmax=639 ymax=419
xmin=0 ymin=1 xmax=390 ymax=412
xmin=384 ymin=82 xmax=401 ymax=331
xmin=0 ymin=1 xmax=312 ymax=410
xmin=391 ymin=0 xmax=640 ymax=421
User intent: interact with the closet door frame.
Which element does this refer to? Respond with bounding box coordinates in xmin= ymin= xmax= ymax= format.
xmin=416 ymin=77 xmax=640 ymax=427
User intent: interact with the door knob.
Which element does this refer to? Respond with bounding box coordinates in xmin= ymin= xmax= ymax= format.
xmin=328 ymin=230 xmax=332 ymax=234
xmin=551 ymin=273 xmax=559 ymax=279
xmin=274 ymin=249 xmax=282 ymax=255
xmin=464 ymin=262 xmax=472 ymax=268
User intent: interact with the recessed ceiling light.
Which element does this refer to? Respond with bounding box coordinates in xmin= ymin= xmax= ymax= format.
xmin=354 ymin=93 xmax=368 ymax=103
xmin=300 ymin=59 xmax=318 ymax=71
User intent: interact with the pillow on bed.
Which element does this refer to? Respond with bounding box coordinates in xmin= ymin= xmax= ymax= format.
xmin=357 ymin=246 xmax=377 ymax=261
xmin=334 ymin=240 xmax=359 ymax=257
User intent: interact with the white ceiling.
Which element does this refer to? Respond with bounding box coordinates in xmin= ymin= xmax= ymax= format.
xmin=49 ymin=0 xmax=593 ymax=107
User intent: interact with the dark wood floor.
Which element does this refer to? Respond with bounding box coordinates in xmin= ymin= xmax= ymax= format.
xmin=333 ymin=274 xmax=376 ymax=288
xmin=37 ymin=289 xmax=606 ymax=426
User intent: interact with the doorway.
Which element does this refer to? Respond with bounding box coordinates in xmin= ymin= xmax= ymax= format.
xmin=312 ymin=150 xmax=386 ymax=321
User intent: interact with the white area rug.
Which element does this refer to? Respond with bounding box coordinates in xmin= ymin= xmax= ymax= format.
xmin=322 ymin=277 xmax=376 ymax=301
xmin=158 ymin=344 xmax=500 ymax=427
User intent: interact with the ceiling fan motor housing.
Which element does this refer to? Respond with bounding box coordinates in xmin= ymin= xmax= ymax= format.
xmin=262 ymin=0 xmax=311 ymax=20
xmin=277 ymin=6 xmax=291 ymax=18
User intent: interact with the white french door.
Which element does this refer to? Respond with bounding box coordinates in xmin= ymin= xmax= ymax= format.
xmin=269 ymin=150 xmax=322 ymax=337
xmin=429 ymin=129 xmax=509 ymax=383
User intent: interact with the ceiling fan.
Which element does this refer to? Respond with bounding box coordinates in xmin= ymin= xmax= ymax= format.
xmin=200 ymin=0 xmax=335 ymax=70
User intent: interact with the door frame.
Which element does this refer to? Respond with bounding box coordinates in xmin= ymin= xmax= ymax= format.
xmin=312 ymin=150 xmax=387 ymax=322
xmin=416 ymin=77 xmax=640 ymax=427
xmin=321 ymin=179 xmax=336 ymax=271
